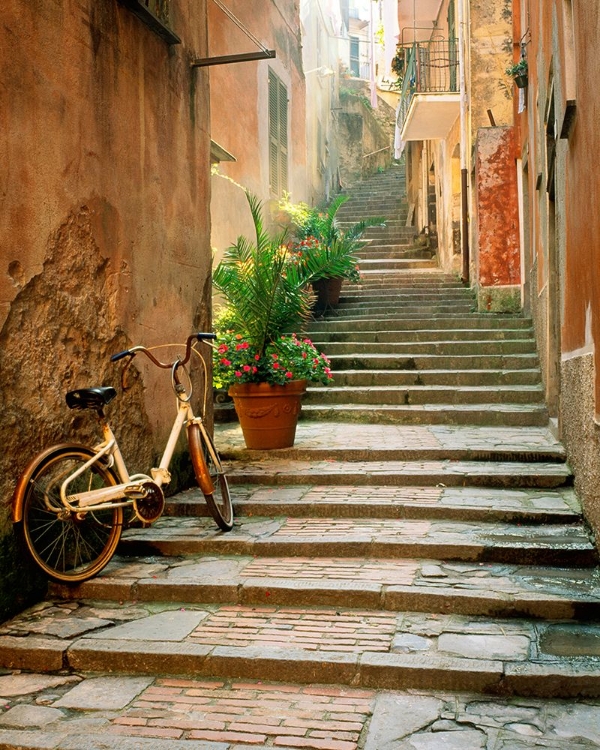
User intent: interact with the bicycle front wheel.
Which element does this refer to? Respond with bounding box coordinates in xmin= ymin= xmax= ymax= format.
xmin=20 ymin=446 xmax=123 ymax=582
xmin=187 ymin=423 xmax=233 ymax=531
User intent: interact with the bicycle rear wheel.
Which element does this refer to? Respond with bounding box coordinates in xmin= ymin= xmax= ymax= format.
xmin=187 ymin=423 xmax=233 ymax=531
xmin=20 ymin=446 xmax=123 ymax=582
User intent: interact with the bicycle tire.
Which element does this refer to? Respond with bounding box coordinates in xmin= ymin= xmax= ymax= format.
xmin=19 ymin=445 xmax=123 ymax=582
xmin=187 ymin=423 xmax=233 ymax=531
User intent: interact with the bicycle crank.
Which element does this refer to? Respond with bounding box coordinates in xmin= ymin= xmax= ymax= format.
xmin=129 ymin=480 xmax=165 ymax=524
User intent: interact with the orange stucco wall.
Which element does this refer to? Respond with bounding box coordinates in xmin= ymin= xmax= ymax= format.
xmin=0 ymin=1 xmax=212 ymax=614
xmin=208 ymin=0 xmax=307 ymax=253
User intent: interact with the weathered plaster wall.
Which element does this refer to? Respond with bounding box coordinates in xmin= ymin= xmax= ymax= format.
xmin=209 ymin=0 xmax=306 ymax=247
xmin=473 ymin=126 xmax=520 ymax=310
xmin=0 ymin=0 xmax=211 ymax=617
xmin=515 ymin=0 xmax=600 ymax=538
xmin=470 ymin=0 xmax=514 ymax=131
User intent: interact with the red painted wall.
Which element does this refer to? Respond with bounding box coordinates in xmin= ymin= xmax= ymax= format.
xmin=474 ymin=127 xmax=521 ymax=287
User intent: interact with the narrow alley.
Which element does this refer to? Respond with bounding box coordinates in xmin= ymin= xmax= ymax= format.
xmin=3 ymin=1 xmax=600 ymax=748
xmin=1 ymin=164 xmax=599 ymax=749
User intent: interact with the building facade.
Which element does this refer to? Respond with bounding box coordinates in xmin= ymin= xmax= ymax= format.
xmin=512 ymin=1 xmax=600 ymax=536
xmin=396 ymin=0 xmax=518 ymax=310
xmin=0 ymin=0 xmax=212 ymax=616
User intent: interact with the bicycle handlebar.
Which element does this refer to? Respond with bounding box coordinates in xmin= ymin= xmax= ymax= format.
xmin=110 ymin=332 xmax=217 ymax=369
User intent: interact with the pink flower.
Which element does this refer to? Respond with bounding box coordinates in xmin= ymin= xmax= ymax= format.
xmin=235 ymin=370 xmax=242 ymax=377
xmin=220 ymin=358 xmax=231 ymax=366
xmin=243 ymin=365 xmax=251 ymax=372
xmin=285 ymin=371 xmax=293 ymax=378
xmin=252 ymin=366 xmax=258 ymax=373
xmin=218 ymin=344 xmax=229 ymax=354
xmin=254 ymin=354 xmax=261 ymax=361
xmin=272 ymin=353 xmax=279 ymax=360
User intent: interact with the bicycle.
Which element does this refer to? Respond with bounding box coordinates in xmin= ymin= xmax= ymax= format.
xmin=12 ymin=332 xmax=233 ymax=583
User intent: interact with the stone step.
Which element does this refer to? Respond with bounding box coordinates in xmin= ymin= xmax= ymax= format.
xmin=315 ymin=340 xmax=537 ymax=356
xmin=305 ymin=384 xmax=545 ymax=406
xmin=216 ymin=421 xmax=565 ymax=461
xmin=300 ymin=402 xmax=549 ymax=426
xmin=223 ymin=455 xmax=570 ymax=488
xmin=326 ymin=352 xmax=540 ymax=369
xmin=331 ymin=304 xmax=476 ymax=317
xmin=309 ymin=316 xmax=534 ymax=331
xmin=359 ymin=260 xmax=439 ymax=272
xmin=111 ymin=515 xmax=592 ymax=567
xmin=5 ymin=601 xmax=600 ymax=703
xmin=44 ymin=544 xmax=600 ymax=620
xmin=168 ymin=484 xmax=576 ymax=523
xmin=339 ymin=285 xmax=473 ymax=297
xmin=310 ymin=329 xmax=535 ymax=343
xmin=356 ymin=247 xmax=434 ymax=259
xmin=335 ymin=296 xmax=474 ymax=307
xmin=328 ymin=368 xmax=542 ymax=386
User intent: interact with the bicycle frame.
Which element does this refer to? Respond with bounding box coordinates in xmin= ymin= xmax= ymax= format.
xmin=59 ymin=397 xmax=209 ymax=513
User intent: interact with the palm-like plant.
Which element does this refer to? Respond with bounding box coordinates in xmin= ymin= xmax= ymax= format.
xmin=213 ymin=191 xmax=319 ymax=357
xmin=281 ymin=194 xmax=386 ymax=282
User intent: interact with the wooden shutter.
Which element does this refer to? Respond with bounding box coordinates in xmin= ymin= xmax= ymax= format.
xmin=268 ymin=69 xmax=289 ymax=196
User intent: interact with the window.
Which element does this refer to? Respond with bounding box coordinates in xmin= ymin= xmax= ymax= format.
xmin=350 ymin=36 xmax=360 ymax=76
xmin=268 ymin=69 xmax=289 ymax=197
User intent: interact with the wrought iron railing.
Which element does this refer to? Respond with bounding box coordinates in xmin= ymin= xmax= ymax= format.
xmin=396 ymin=39 xmax=459 ymax=135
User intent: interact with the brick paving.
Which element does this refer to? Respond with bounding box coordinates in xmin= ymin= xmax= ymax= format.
xmin=109 ymin=678 xmax=374 ymax=748
xmin=188 ymin=606 xmax=397 ymax=652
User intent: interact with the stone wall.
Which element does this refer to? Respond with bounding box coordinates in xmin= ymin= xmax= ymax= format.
xmin=0 ymin=1 xmax=212 ymax=618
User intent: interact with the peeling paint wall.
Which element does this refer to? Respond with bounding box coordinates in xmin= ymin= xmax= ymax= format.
xmin=0 ymin=0 xmax=211 ymax=617
xmin=473 ymin=126 xmax=520 ymax=307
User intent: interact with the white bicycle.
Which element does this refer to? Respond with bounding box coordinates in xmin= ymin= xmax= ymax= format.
xmin=12 ymin=332 xmax=233 ymax=583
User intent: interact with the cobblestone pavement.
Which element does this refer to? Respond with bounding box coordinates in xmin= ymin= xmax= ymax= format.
xmin=1 ymin=671 xmax=600 ymax=749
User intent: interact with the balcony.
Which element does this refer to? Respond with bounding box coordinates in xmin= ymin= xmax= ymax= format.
xmin=396 ymin=39 xmax=460 ymax=141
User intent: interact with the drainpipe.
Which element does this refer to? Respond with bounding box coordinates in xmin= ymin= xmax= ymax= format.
xmin=458 ymin=0 xmax=470 ymax=283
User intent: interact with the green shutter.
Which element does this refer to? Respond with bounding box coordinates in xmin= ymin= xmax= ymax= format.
xmin=268 ymin=69 xmax=288 ymax=197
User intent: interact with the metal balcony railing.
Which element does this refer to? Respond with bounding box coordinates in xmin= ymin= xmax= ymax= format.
xmin=396 ymin=39 xmax=459 ymax=135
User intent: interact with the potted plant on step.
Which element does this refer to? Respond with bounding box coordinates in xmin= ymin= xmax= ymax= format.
xmin=213 ymin=192 xmax=333 ymax=450
xmin=506 ymin=58 xmax=528 ymax=88
xmin=280 ymin=194 xmax=386 ymax=314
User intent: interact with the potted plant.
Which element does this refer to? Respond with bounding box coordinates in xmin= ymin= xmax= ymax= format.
xmin=212 ymin=191 xmax=333 ymax=449
xmin=280 ymin=194 xmax=385 ymax=313
xmin=506 ymin=58 xmax=528 ymax=88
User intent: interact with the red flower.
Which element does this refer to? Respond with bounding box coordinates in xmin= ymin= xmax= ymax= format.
xmin=243 ymin=365 xmax=251 ymax=372
xmin=220 ymin=358 xmax=231 ymax=366
xmin=235 ymin=370 xmax=242 ymax=377
xmin=285 ymin=371 xmax=293 ymax=378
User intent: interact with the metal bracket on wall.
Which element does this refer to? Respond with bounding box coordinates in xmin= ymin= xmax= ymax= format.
xmin=191 ymin=50 xmax=276 ymax=68
xmin=192 ymin=0 xmax=275 ymax=68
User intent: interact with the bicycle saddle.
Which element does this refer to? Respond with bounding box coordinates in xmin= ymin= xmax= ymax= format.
xmin=66 ymin=387 xmax=117 ymax=410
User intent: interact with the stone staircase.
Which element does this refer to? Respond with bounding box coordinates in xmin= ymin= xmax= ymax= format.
xmin=1 ymin=165 xmax=600 ymax=749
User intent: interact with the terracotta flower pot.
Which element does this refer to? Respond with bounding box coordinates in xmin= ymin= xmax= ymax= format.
xmin=228 ymin=379 xmax=307 ymax=449
xmin=312 ymin=276 xmax=344 ymax=314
